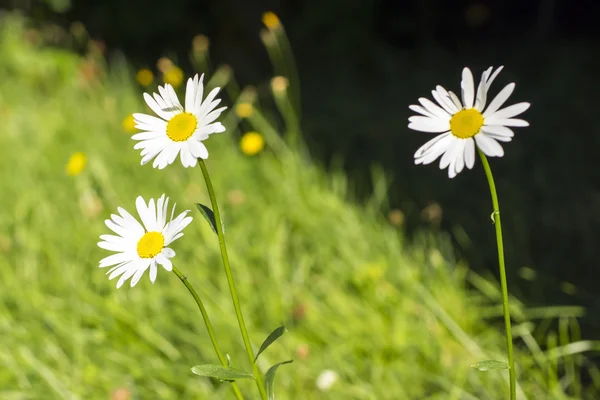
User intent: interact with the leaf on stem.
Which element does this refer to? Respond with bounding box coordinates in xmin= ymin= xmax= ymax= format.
xmin=191 ymin=364 xmax=255 ymax=381
xmin=254 ymin=326 xmax=287 ymax=363
xmin=265 ymin=360 xmax=293 ymax=400
xmin=196 ymin=203 xmax=218 ymax=234
xmin=470 ymin=360 xmax=510 ymax=371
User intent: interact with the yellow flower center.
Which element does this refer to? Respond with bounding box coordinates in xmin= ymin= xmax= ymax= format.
xmin=137 ymin=231 xmax=164 ymax=259
xmin=167 ymin=113 xmax=197 ymax=142
xmin=450 ymin=108 xmax=484 ymax=139
xmin=240 ymin=132 xmax=265 ymax=156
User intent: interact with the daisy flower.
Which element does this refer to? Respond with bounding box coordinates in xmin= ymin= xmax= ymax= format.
xmin=98 ymin=195 xmax=192 ymax=288
xmin=132 ymin=74 xmax=226 ymax=169
xmin=409 ymin=66 xmax=530 ymax=178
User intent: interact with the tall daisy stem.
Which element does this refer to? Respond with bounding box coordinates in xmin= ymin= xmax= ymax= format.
xmin=478 ymin=150 xmax=516 ymax=400
xmin=198 ymin=159 xmax=268 ymax=400
xmin=172 ymin=266 xmax=244 ymax=400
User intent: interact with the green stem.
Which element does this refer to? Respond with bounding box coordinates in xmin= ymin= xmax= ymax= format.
xmin=478 ymin=150 xmax=516 ymax=400
xmin=198 ymin=159 xmax=268 ymax=400
xmin=172 ymin=266 xmax=244 ymax=400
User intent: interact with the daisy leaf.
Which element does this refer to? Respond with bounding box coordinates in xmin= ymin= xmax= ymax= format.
xmin=191 ymin=364 xmax=254 ymax=381
xmin=254 ymin=326 xmax=286 ymax=363
xmin=265 ymin=360 xmax=293 ymax=400
xmin=470 ymin=360 xmax=510 ymax=372
xmin=196 ymin=203 xmax=218 ymax=234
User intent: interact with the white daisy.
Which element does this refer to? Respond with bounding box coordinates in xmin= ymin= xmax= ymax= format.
xmin=132 ymin=74 xmax=227 ymax=169
xmin=98 ymin=195 xmax=192 ymax=288
xmin=408 ymin=66 xmax=530 ymax=178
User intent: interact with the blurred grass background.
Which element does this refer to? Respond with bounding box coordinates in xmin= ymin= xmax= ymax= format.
xmin=1 ymin=8 xmax=600 ymax=400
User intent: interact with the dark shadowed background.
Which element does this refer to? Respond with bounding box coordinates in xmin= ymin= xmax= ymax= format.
xmin=8 ymin=0 xmax=600 ymax=336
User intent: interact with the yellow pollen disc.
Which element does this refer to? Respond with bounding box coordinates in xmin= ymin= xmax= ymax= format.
xmin=167 ymin=113 xmax=197 ymax=142
xmin=137 ymin=231 xmax=164 ymax=259
xmin=450 ymin=108 xmax=484 ymax=139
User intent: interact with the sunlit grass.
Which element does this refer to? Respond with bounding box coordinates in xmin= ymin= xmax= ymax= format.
xmin=0 ymin=13 xmax=596 ymax=399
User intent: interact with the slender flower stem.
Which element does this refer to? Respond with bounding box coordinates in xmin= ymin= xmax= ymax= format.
xmin=172 ymin=266 xmax=244 ymax=400
xmin=198 ymin=159 xmax=268 ymax=400
xmin=478 ymin=149 xmax=516 ymax=400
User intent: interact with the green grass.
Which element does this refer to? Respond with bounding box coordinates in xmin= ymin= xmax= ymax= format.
xmin=0 ymin=13 xmax=597 ymax=399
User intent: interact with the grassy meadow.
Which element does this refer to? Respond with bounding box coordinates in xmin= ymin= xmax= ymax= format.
xmin=0 ymin=13 xmax=598 ymax=400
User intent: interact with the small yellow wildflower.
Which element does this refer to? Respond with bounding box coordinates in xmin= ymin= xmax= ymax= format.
xmin=192 ymin=34 xmax=209 ymax=53
xmin=262 ymin=11 xmax=281 ymax=30
xmin=235 ymin=103 xmax=254 ymax=118
xmin=66 ymin=152 xmax=87 ymax=176
xmin=271 ymin=76 xmax=289 ymax=93
xmin=136 ymin=68 xmax=154 ymax=86
xmin=163 ymin=66 xmax=184 ymax=88
xmin=240 ymin=132 xmax=264 ymax=155
xmin=122 ymin=114 xmax=137 ymax=133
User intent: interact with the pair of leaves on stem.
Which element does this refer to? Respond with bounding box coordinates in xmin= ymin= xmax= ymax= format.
xmin=191 ymin=325 xmax=291 ymax=399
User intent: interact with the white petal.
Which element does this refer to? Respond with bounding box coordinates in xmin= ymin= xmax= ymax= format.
xmin=453 ymin=140 xmax=466 ymax=176
xmin=188 ymin=140 xmax=209 ymax=159
xmin=464 ymin=138 xmax=475 ymax=169
xmin=162 ymin=248 xmax=176 ymax=258
xmin=116 ymin=267 xmax=138 ymax=289
xmin=448 ymin=91 xmax=463 ymax=109
xmin=434 ymin=86 xmax=460 ymax=113
xmin=185 ymin=75 xmax=198 ymax=112
xmin=97 ymin=241 xmax=128 ymax=252
xmin=409 ymin=104 xmax=436 ymax=118
xmin=418 ymin=98 xmax=451 ymax=119
xmin=130 ymin=261 xmax=151 ymax=287
xmin=194 ymin=123 xmax=226 ymax=140
xmin=135 ymin=196 xmax=155 ymax=231
xmin=408 ymin=116 xmax=450 ymax=133
xmin=483 ymin=83 xmax=515 ymax=117
xmin=488 ymin=102 xmax=530 ymax=120
xmin=193 ymin=74 xmax=206 ymax=113
xmin=143 ymin=93 xmax=172 ymax=120
xmin=149 ymin=263 xmax=158 ymax=283
xmin=485 ymin=118 xmax=529 ymax=127
xmin=439 ymin=137 xmax=460 ymax=170
xmin=485 ymin=66 xmax=504 ymax=91
xmin=431 ymin=90 xmax=456 ymax=114
xmin=414 ymin=132 xmax=452 ymax=164
xmin=461 ymin=68 xmax=475 ymax=109
xmin=475 ymin=133 xmax=504 ymax=157
xmin=474 ymin=67 xmax=491 ymax=111
xmin=133 ymin=113 xmax=167 ymax=127
xmin=481 ymin=125 xmax=514 ymax=142
xmin=156 ymin=253 xmax=173 ymax=271
xmin=132 ymin=131 xmax=164 ymax=141
xmin=153 ymin=147 xmax=177 ymax=170
xmin=481 ymin=125 xmax=514 ymax=137
xmin=195 ymin=87 xmax=222 ymax=117
xmin=99 ymin=252 xmax=133 ymax=268
xmin=107 ymin=262 xmax=132 ymax=279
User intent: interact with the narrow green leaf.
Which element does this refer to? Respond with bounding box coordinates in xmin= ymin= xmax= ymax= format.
xmin=265 ymin=360 xmax=293 ymax=400
xmin=191 ymin=364 xmax=255 ymax=381
xmin=196 ymin=203 xmax=217 ymax=234
xmin=254 ymin=326 xmax=286 ymax=363
xmin=470 ymin=360 xmax=510 ymax=372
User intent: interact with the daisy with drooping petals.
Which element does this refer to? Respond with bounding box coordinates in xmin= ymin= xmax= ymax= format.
xmin=408 ymin=66 xmax=530 ymax=178
xmin=98 ymin=195 xmax=192 ymax=288
xmin=132 ymin=74 xmax=227 ymax=169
